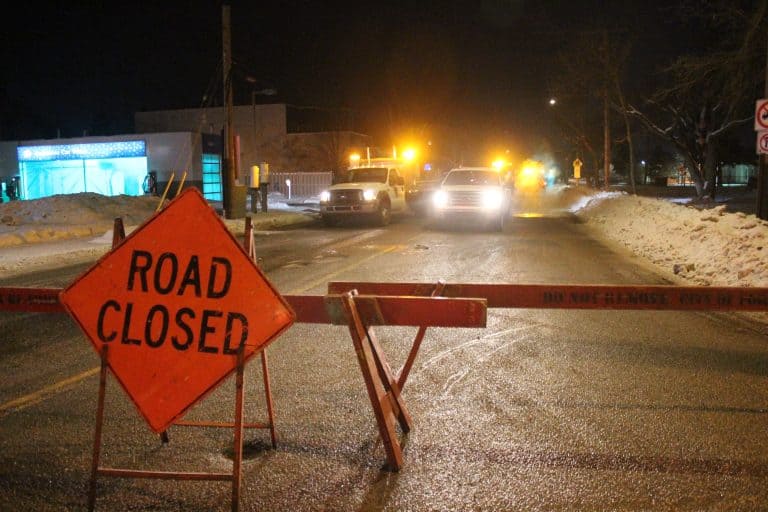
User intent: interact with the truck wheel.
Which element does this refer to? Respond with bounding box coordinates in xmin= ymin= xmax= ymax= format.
xmin=375 ymin=199 xmax=391 ymax=226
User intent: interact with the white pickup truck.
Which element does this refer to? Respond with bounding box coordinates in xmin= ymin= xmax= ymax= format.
xmin=319 ymin=166 xmax=407 ymax=226
xmin=430 ymin=166 xmax=512 ymax=231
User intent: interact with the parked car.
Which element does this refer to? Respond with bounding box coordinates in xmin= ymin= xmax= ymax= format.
xmin=430 ymin=167 xmax=512 ymax=231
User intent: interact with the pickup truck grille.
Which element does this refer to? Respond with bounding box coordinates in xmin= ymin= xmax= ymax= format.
xmin=329 ymin=189 xmax=363 ymax=204
xmin=448 ymin=191 xmax=483 ymax=207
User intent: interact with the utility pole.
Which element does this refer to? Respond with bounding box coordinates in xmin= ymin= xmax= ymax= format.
xmin=222 ymin=2 xmax=237 ymax=219
xmin=758 ymin=30 xmax=768 ymax=220
xmin=602 ymin=30 xmax=611 ymax=190
xmin=603 ymin=89 xmax=611 ymax=189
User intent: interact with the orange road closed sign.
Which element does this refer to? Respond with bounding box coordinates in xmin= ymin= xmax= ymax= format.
xmin=60 ymin=188 xmax=295 ymax=433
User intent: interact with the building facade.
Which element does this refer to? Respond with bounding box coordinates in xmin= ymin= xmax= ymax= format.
xmin=0 ymin=132 xmax=222 ymax=203
xmin=0 ymin=103 xmax=370 ymax=202
xmin=135 ymin=103 xmax=371 ymax=186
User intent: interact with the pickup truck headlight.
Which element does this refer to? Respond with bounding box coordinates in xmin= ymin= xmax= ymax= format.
xmin=363 ymin=189 xmax=377 ymax=201
xmin=481 ymin=188 xmax=504 ymax=210
xmin=432 ymin=190 xmax=448 ymax=209
xmin=319 ymin=190 xmax=330 ymax=202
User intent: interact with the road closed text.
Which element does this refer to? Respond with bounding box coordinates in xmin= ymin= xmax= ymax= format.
xmin=95 ymin=250 xmax=248 ymax=354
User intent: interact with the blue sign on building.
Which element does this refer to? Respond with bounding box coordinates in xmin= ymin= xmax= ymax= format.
xmin=17 ymin=141 xmax=146 ymax=162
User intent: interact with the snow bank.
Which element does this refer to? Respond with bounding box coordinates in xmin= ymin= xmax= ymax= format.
xmin=573 ymin=190 xmax=768 ymax=287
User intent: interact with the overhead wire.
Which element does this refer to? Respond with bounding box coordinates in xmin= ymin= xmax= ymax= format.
xmin=162 ymin=60 xmax=225 ymax=202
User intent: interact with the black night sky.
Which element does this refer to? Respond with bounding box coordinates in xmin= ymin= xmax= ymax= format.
xmin=1 ymin=1 xmax=707 ymax=161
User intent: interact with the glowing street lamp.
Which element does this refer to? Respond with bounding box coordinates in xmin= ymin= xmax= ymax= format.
xmin=549 ymin=98 xmax=557 ymax=106
xmin=402 ymin=148 xmax=417 ymax=161
xmin=349 ymin=153 xmax=361 ymax=166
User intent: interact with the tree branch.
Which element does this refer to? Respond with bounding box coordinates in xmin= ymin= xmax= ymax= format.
xmin=708 ymin=115 xmax=753 ymax=140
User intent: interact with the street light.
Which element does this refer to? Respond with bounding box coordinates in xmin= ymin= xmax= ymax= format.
xmin=549 ymin=98 xmax=557 ymax=106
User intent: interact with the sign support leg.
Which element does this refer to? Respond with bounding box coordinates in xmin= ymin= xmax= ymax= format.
xmin=260 ymin=350 xmax=277 ymax=447
xmin=111 ymin=219 xmax=175 ymax=445
xmin=165 ymin=217 xmax=276 ymax=444
xmin=243 ymin=217 xmax=277 ymax=446
xmin=87 ymin=346 xmax=109 ymax=512
xmin=88 ymin=222 xmax=125 ymax=508
xmin=111 ymin=218 xmax=125 ymax=248
xmin=231 ymin=349 xmax=245 ymax=512
xmin=83 ymin=341 xmax=245 ymax=511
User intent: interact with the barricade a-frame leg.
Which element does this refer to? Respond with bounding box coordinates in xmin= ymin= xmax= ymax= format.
xmin=397 ymin=280 xmax=446 ymax=391
xmin=87 ymin=346 xmax=110 ymax=511
xmin=340 ymin=291 xmax=414 ymax=471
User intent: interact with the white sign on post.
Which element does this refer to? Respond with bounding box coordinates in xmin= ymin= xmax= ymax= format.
xmin=757 ymin=131 xmax=768 ymax=155
xmin=755 ymin=99 xmax=768 ymax=131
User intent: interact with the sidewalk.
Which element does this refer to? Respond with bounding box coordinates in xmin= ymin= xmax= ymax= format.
xmin=0 ymin=200 xmax=319 ymax=279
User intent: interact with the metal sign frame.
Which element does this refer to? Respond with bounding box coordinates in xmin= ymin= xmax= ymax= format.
xmin=59 ymin=188 xmax=294 ymax=435
xmin=84 ymin=216 xmax=280 ymax=512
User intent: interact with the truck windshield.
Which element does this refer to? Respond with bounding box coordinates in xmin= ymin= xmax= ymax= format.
xmin=442 ymin=170 xmax=499 ymax=186
xmin=348 ymin=167 xmax=388 ymax=183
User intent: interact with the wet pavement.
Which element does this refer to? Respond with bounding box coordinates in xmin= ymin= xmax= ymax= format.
xmin=1 ymin=214 xmax=768 ymax=510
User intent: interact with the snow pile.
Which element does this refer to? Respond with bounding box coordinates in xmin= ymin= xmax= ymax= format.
xmin=0 ymin=191 xmax=320 ymax=277
xmin=573 ymin=190 xmax=768 ymax=287
xmin=0 ymin=193 xmax=161 ymax=247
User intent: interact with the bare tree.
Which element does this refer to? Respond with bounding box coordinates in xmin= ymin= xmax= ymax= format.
xmin=546 ymin=91 xmax=602 ymax=185
xmin=551 ymin=29 xmax=636 ymax=191
xmin=627 ymin=0 xmax=767 ymax=199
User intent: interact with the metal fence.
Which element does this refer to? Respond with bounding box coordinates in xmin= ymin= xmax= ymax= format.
xmin=268 ymin=172 xmax=332 ymax=199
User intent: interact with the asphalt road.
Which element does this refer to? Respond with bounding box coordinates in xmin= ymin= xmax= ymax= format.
xmin=1 ymin=212 xmax=767 ymax=511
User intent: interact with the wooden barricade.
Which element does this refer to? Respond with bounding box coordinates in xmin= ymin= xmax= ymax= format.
xmin=293 ymin=291 xmax=488 ymax=470
xmin=326 ymin=283 xmax=768 ymax=380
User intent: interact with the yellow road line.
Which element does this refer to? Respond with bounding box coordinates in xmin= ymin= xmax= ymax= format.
xmin=287 ymin=244 xmax=400 ymax=294
xmin=0 ymin=367 xmax=100 ymax=415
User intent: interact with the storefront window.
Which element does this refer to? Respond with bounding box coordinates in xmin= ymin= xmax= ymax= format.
xmin=202 ymin=153 xmax=222 ymax=202
xmin=17 ymin=141 xmax=147 ymax=200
